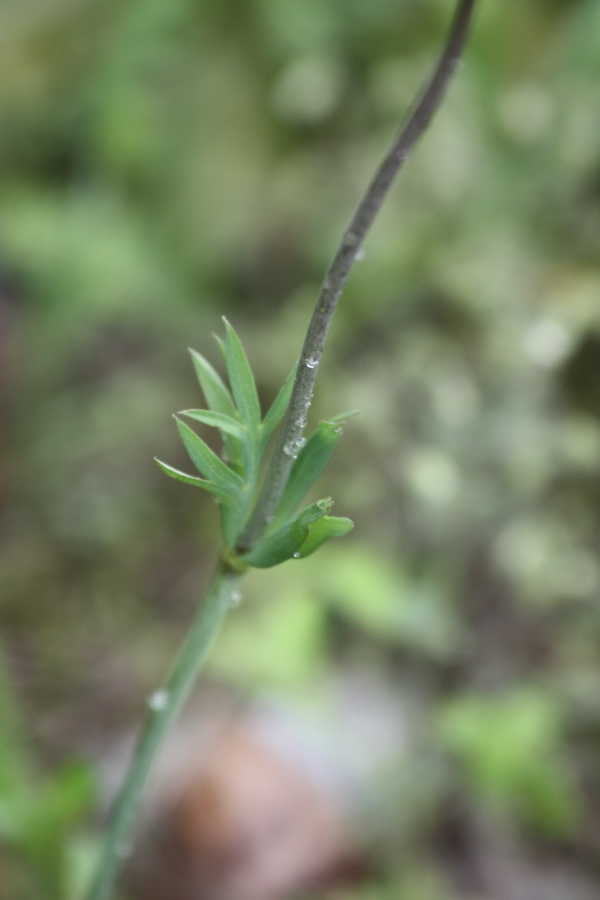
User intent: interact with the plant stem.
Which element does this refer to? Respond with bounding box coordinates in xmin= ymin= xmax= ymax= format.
xmin=87 ymin=3 xmax=478 ymax=895
xmin=87 ymin=562 xmax=241 ymax=900
xmin=239 ymin=0 xmax=479 ymax=551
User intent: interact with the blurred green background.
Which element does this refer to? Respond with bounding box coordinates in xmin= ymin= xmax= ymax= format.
xmin=2 ymin=0 xmax=600 ymax=897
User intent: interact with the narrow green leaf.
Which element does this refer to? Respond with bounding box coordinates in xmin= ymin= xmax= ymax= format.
xmin=222 ymin=318 xmax=261 ymax=431
xmin=297 ymin=515 xmax=354 ymax=557
xmin=260 ymin=362 xmax=298 ymax=451
xmin=241 ymin=498 xmax=332 ymax=568
xmin=188 ymin=350 xmax=243 ymax=471
xmin=189 ymin=349 xmax=236 ymax=419
xmin=154 ymin=458 xmax=225 ymax=497
xmin=175 ymin=417 xmax=243 ymax=499
xmin=326 ymin=409 xmax=361 ymax=424
xmin=219 ymin=500 xmax=249 ymax=550
xmin=156 ymin=457 xmax=246 ymax=548
xmin=179 ymin=409 xmax=245 ymax=439
xmin=276 ymin=421 xmax=343 ymax=522
xmin=213 ymin=332 xmax=227 ymax=362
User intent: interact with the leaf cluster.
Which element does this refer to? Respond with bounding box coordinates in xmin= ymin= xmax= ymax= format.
xmin=155 ymin=319 xmax=353 ymax=567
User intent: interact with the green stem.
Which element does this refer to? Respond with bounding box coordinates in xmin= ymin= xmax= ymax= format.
xmin=87 ymin=562 xmax=241 ymax=900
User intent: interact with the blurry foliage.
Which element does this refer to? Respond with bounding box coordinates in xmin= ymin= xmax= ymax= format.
xmin=438 ymin=688 xmax=577 ymax=836
xmin=0 ymin=659 xmax=96 ymax=900
xmin=1 ymin=0 xmax=600 ymax=897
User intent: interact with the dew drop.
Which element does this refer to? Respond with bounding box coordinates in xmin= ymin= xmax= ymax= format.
xmin=355 ymin=248 xmax=366 ymax=261
xmin=295 ymin=415 xmax=307 ymax=428
xmin=283 ymin=437 xmax=307 ymax=459
xmin=292 ymin=551 xmax=301 ymax=559
xmin=148 ymin=690 xmax=169 ymax=711
xmin=229 ymin=590 xmax=242 ymax=608
xmin=304 ymin=356 xmax=319 ymax=369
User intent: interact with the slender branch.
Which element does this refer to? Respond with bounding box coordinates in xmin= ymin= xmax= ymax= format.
xmin=87 ymin=563 xmax=241 ymax=900
xmin=87 ymin=4 xmax=479 ymax=895
xmin=239 ymin=0 xmax=479 ymax=551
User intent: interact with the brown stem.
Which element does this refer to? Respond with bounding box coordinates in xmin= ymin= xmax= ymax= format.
xmin=239 ymin=0 xmax=479 ymax=551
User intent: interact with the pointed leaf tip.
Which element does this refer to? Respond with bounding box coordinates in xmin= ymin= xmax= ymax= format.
xmin=154 ymin=458 xmax=224 ymax=496
xmin=223 ymin=319 xmax=261 ymax=433
xmin=326 ymin=409 xmax=362 ymax=424
xmin=179 ymin=409 xmax=244 ymax=438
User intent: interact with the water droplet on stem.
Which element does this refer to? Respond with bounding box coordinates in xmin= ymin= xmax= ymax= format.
xmin=283 ymin=437 xmax=307 ymax=458
xmin=148 ymin=690 xmax=169 ymax=712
